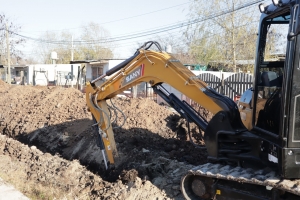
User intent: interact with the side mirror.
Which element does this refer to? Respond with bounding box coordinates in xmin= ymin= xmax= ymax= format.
xmin=288 ymin=32 xmax=296 ymax=41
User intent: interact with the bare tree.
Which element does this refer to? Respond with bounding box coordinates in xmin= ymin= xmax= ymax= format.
xmin=77 ymin=22 xmax=114 ymax=60
xmin=18 ymin=57 xmax=38 ymax=65
xmin=0 ymin=13 xmax=25 ymax=65
xmin=154 ymin=33 xmax=194 ymax=63
xmin=34 ymin=30 xmax=75 ymax=64
xmin=34 ymin=22 xmax=114 ymax=63
xmin=186 ymin=0 xmax=260 ymax=72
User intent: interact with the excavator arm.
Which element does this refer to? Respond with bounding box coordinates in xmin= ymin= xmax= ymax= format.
xmin=87 ymin=45 xmax=228 ymax=114
xmin=85 ymin=41 xmax=250 ymax=169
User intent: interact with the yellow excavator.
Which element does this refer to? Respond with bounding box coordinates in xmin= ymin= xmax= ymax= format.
xmin=86 ymin=1 xmax=300 ymax=199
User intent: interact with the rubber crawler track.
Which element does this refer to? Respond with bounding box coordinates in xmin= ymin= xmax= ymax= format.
xmin=181 ymin=163 xmax=300 ymax=197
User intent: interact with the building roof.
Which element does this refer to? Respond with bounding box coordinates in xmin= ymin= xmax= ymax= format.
xmin=70 ymin=60 xmax=98 ymax=64
xmin=89 ymin=61 xmax=109 ymax=65
xmin=1 ymin=65 xmax=28 ymax=69
xmin=70 ymin=58 xmax=126 ymax=64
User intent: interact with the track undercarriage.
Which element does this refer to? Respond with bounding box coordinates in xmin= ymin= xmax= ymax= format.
xmin=181 ymin=163 xmax=300 ymax=199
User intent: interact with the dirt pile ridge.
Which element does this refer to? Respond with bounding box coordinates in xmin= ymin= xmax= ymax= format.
xmin=0 ymin=84 xmax=208 ymax=199
xmin=0 ymin=80 xmax=10 ymax=92
xmin=0 ymin=134 xmax=178 ymax=199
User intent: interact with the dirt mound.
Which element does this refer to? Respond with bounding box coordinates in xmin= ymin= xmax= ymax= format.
xmin=0 ymin=80 xmax=9 ymax=92
xmin=0 ymin=134 xmax=174 ymax=199
xmin=0 ymin=80 xmax=7 ymax=85
xmin=0 ymin=84 xmax=209 ymax=199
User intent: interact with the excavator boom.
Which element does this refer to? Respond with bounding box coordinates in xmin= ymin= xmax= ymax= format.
xmin=87 ymin=46 xmax=228 ymax=115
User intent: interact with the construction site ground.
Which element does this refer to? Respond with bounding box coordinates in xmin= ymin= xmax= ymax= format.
xmin=0 ymin=81 xmax=211 ymax=200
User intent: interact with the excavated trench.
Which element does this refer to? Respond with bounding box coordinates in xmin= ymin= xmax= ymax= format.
xmin=0 ymin=81 xmax=210 ymax=199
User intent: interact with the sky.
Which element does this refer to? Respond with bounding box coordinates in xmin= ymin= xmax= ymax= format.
xmin=0 ymin=0 xmax=190 ymax=60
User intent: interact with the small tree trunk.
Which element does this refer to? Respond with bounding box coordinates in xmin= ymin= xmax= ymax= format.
xmin=231 ymin=2 xmax=237 ymax=72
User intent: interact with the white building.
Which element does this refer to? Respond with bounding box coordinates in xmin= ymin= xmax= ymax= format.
xmin=84 ymin=59 xmax=125 ymax=83
xmin=29 ymin=64 xmax=81 ymax=86
xmin=7 ymin=64 xmax=81 ymax=86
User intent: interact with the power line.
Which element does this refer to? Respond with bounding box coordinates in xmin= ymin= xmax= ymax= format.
xmin=113 ymin=19 xmax=260 ymax=49
xmin=80 ymin=0 xmax=263 ymax=43
xmin=97 ymin=0 xmax=263 ymax=43
xmin=12 ymin=0 xmax=264 ymax=45
xmin=18 ymin=2 xmax=190 ymax=33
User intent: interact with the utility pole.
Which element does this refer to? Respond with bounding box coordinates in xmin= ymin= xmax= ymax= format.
xmin=71 ymin=35 xmax=74 ymax=61
xmin=6 ymin=23 xmax=11 ymax=84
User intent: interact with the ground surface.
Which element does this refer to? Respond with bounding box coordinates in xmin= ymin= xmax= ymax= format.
xmin=0 ymin=177 xmax=29 ymax=200
xmin=0 ymin=81 xmax=211 ymax=199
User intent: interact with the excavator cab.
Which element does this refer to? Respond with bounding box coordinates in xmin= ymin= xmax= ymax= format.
xmin=181 ymin=1 xmax=300 ymax=199
xmin=199 ymin=6 xmax=294 ymax=173
xmin=249 ymin=1 xmax=300 ymax=178
xmin=254 ymin=9 xmax=288 ymax=134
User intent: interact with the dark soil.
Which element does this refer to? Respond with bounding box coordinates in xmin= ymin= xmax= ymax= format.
xmin=0 ymin=83 xmax=212 ymax=199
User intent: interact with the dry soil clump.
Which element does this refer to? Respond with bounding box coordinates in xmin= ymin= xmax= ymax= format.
xmin=0 ymin=84 xmax=208 ymax=199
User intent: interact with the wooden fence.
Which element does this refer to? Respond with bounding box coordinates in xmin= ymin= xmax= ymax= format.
xmin=197 ymin=72 xmax=253 ymax=99
xmin=118 ymin=72 xmax=254 ymax=104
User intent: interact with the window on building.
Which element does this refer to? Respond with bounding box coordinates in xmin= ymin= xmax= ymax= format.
xmin=92 ymin=66 xmax=103 ymax=80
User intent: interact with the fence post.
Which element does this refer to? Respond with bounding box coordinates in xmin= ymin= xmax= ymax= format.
xmin=221 ymin=73 xmax=224 ymax=95
xmin=132 ymin=85 xmax=138 ymax=98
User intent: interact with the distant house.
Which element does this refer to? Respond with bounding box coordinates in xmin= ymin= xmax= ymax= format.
xmin=0 ymin=65 xmax=27 ymax=84
xmin=28 ymin=64 xmax=81 ymax=86
xmin=1 ymin=64 xmax=81 ymax=86
xmin=87 ymin=60 xmax=125 ymax=84
xmin=0 ymin=65 xmax=30 ymax=84
xmin=71 ymin=59 xmax=152 ymax=97
xmin=71 ymin=59 xmax=125 ymax=85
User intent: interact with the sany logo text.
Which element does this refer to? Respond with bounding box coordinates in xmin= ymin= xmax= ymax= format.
xmin=123 ymin=64 xmax=144 ymax=85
